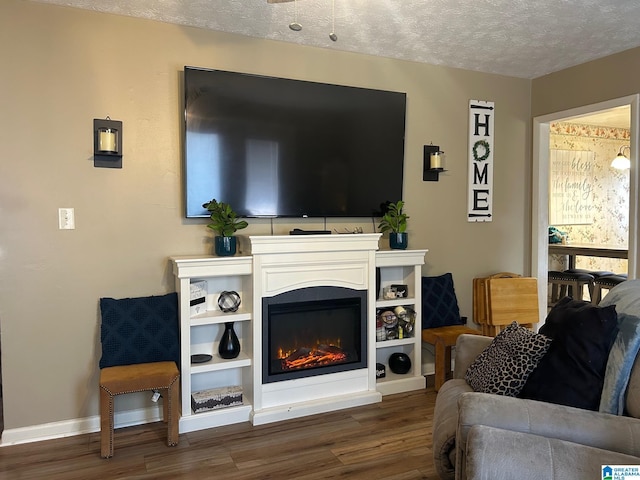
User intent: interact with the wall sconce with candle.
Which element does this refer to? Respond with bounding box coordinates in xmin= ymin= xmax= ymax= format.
xmin=423 ymin=144 xmax=446 ymax=181
xmin=94 ymin=116 xmax=122 ymax=168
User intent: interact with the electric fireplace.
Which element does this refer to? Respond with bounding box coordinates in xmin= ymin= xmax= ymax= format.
xmin=262 ymin=286 xmax=367 ymax=384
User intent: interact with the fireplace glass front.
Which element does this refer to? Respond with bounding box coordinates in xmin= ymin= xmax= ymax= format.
xmin=263 ymin=286 xmax=367 ymax=383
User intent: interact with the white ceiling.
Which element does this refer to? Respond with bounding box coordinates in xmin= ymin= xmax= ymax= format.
xmin=566 ymin=106 xmax=630 ymax=129
xmin=32 ymin=0 xmax=640 ymax=79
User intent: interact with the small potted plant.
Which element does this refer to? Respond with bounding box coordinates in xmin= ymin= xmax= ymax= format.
xmin=202 ymin=199 xmax=248 ymax=256
xmin=378 ymin=200 xmax=409 ymax=250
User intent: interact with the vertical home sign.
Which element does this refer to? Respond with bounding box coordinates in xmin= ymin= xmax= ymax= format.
xmin=467 ymin=100 xmax=494 ymax=222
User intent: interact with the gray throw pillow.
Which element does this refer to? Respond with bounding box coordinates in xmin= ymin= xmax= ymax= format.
xmin=465 ymin=322 xmax=552 ymax=397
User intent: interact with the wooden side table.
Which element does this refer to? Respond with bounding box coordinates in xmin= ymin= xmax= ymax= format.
xmin=422 ymin=325 xmax=482 ymax=391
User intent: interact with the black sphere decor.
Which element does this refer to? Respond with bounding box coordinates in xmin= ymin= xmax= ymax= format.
xmin=218 ymin=290 xmax=241 ymax=313
xmin=388 ymin=352 xmax=412 ymax=374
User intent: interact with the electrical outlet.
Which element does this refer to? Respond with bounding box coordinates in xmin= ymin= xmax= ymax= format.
xmin=58 ymin=208 xmax=75 ymax=230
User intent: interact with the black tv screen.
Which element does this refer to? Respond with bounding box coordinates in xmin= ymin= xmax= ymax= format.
xmin=184 ymin=66 xmax=406 ymax=218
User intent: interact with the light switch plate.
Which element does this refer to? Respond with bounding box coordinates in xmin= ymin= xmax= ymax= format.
xmin=58 ymin=208 xmax=75 ymax=230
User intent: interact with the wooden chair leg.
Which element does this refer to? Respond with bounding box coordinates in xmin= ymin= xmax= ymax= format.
xmin=167 ymin=379 xmax=179 ymax=447
xmin=433 ymin=339 xmax=447 ymax=391
xmin=551 ymin=283 xmax=560 ymax=304
xmin=162 ymin=388 xmax=169 ymax=424
xmin=592 ymin=285 xmax=602 ymax=304
xmin=99 ymin=387 xmax=115 ymax=458
xmin=560 ymin=284 xmax=568 ymax=298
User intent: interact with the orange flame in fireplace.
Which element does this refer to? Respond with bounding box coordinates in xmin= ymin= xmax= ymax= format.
xmin=276 ymin=338 xmax=342 ymax=360
xmin=279 ymin=343 xmax=347 ymax=370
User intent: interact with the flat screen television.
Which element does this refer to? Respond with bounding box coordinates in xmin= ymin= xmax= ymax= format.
xmin=183 ymin=66 xmax=406 ymax=218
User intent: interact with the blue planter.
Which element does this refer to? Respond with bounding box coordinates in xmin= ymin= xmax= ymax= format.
xmin=389 ymin=232 xmax=408 ymax=250
xmin=215 ymin=236 xmax=237 ymax=256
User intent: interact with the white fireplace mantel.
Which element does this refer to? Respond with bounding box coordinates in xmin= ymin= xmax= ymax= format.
xmin=172 ymin=234 xmax=426 ymax=433
xmin=250 ymin=234 xmax=382 ymax=425
xmin=250 ymin=233 xmax=381 ymax=255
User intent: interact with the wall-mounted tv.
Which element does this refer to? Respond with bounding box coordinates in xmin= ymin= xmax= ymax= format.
xmin=184 ymin=66 xmax=406 ymax=218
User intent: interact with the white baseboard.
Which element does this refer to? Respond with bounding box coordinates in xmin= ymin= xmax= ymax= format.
xmin=251 ymin=390 xmax=381 ymax=426
xmin=0 ymin=404 xmax=163 ymax=447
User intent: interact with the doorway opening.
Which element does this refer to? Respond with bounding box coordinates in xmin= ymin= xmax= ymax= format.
xmin=532 ymin=95 xmax=639 ymax=313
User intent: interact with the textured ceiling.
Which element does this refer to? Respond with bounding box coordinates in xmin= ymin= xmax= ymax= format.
xmin=32 ymin=0 xmax=640 ymax=79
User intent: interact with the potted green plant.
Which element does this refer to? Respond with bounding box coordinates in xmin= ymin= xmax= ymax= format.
xmin=202 ymin=199 xmax=248 ymax=256
xmin=378 ymin=200 xmax=409 ymax=249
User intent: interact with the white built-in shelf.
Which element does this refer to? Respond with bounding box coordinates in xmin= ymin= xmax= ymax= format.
xmin=375 ymin=298 xmax=417 ymax=309
xmin=376 ymin=337 xmax=416 ymax=348
xmin=189 ymin=352 xmax=252 ymax=374
xmin=172 ymin=255 xmax=254 ymax=434
xmin=374 ymin=249 xmax=428 ymax=396
xmin=179 ymin=404 xmax=253 ymax=434
xmin=190 ymin=310 xmax=252 ymax=326
xmin=375 ymin=371 xmax=426 ymax=396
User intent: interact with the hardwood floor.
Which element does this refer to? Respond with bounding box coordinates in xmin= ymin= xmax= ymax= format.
xmin=0 ymin=388 xmax=439 ymax=479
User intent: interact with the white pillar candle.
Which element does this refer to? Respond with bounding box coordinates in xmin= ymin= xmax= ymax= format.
xmin=430 ymin=151 xmax=445 ymax=169
xmin=98 ymin=128 xmax=117 ymax=153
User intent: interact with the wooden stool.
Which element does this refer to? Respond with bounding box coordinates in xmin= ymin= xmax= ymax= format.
xmin=592 ymin=274 xmax=628 ymax=304
xmin=548 ymin=270 xmax=594 ymax=306
xmin=99 ymin=361 xmax=180 ymax=458
xmin=564 ymin=269 xmax=613 ymax=298
xmin=422 ymin=325 xmax=482 ymax=391
xmin=565 ymin=268 xmax=614 ymax=279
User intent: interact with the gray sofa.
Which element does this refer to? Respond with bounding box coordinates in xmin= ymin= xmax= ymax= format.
xmin=433 ymin=279 xmax=640 ymax=480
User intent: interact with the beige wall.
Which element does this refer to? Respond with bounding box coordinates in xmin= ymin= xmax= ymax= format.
xmin=0 ymin=0 xmax=531 ymax=432
xmin=532 ymin=46 xmax=640 ymax=117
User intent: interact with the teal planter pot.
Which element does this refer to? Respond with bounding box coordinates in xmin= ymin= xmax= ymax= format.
xmin=215 ymin=236 xmax=237 ymax=256
xmin=389 ymin=232 xmax=408 ymax=250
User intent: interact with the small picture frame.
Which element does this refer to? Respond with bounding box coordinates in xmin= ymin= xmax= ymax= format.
xmin=383 ymin=285 xmax=397 ymax=300
xmin=391 ymin=284 xmax=408 ymax=298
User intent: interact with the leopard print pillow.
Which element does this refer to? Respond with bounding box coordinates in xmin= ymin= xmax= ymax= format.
xmin=465 ymin=322 xmax=552 ymax=397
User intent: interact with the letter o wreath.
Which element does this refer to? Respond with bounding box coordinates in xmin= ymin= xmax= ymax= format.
xmin=473 ymin=140 xmax=490 ymax=162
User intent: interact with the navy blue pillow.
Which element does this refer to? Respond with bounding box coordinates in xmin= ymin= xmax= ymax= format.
xmin=422 ymin=273 xmax=464 ymax=329
xmin=99 ymin=292 xmax=180 ymax=369
xmin=519 ymin=297 xmax=618 ymax=410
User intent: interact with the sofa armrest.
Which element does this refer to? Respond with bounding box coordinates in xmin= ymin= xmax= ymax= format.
xmin=452 ymin=334 xmax=492 ymax=379
xmin=432 ymin=379 xmax=474 ymax=480
xmin=457 ymin=392 xmax=640 ymax=459
xmin=464 ymin=425 xmax=640 ymax=480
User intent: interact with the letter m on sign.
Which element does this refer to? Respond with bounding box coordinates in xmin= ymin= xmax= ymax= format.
xmin=467 ymin=100 xmax=494 ymax=222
